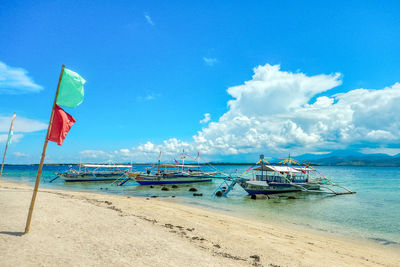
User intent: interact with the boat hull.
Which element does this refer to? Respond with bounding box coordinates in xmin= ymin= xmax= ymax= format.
xmin=238 ymin=181 xmax=320 ymax=195
xmin=57 ymin=172 xmax=126 ymax=182
xmin=62 ymin=177 xmax=118 ymax=182
xmin=134 ymin=175 xmax=212 ymax=185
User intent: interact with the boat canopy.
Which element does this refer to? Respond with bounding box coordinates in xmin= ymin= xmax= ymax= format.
xmin=159 ymin=164 xmax=199 ymax=168
xmin=82 ymin=164 xmax=132 ymax=168
xmin=294 ymin=167 xmax=313 ymax=171
xmin=254 ymin=165 xmax=300 ymax=173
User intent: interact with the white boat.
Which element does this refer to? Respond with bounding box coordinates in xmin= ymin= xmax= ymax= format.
xmin=55 ymin=164 xmax=133 ymax=182
xmin=237 ymin=164 xmax=320 ymax=195
xmin=214 ymin=154 xmax=355 ymax=197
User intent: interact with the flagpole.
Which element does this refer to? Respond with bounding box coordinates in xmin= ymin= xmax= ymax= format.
xmin=24 ymin=64 xmax=65 ymax=234
xmin=0 ymin=113 xmax=16 ymax=180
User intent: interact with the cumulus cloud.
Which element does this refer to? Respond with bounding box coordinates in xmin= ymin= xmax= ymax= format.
xmin=80 ymin=63 xmax=400 ymax=161
xmin=0 ymin=61 xmax=43 ymax=94
xmin=203 ymin=57 xmax=218 ymax=66
xmin=200 ymin=113 xmax=211 ymax=124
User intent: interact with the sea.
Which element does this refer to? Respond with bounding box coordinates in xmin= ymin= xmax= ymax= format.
xmin=2 ymin=164 xmax=400 ymax=248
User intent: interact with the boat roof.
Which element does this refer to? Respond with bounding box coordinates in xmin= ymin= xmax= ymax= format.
xmin=294 ymin=167 xmax=313 ymax=171
xmin=254 ymin=165 xmax=300 ymax=173
xmin=159 ymin=164 xmax=200 ymax=168
xmin=82 ymin=164 xmax=132 ymax=168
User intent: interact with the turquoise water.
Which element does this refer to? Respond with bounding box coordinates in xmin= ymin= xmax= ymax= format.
xmin=2 ymin=165 xmax=400 ymax=247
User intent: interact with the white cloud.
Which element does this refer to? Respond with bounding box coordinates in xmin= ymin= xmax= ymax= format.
xmin=144 ymin=13 xmax=154 ymax=25
xmin=200 ymin=113 xmax=211 ymax=124
xmin=0 ymin=114 xmax=47 ymax=144
xmin=13 ymin=152 xmax=29 ymax=157
xmin=203 ymin=57 xmax=218 ymax=66
xmin=80 ymin=63 xmax=400 ymax=161
xmin=0 ymin=115 xmax=47 ymax=132
xmin=0 ymin=133 xmax=23 ymax=144
xmin=0 ymin=61 xmax=43 ymax=94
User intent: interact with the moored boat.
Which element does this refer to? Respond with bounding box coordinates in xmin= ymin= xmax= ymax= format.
xmin=56 ymin=164 xmax=133 ymax=182
xmin=237 ymin=164 xmax=320 ymax=195
xmin=214 ymin=154 xmax=355 ymax=197
xmin=133 ymin=163 xmax=214 ymax=185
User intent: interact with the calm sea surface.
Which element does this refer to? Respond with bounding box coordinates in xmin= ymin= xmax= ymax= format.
xmin=2 ymin=164 xmax=400 ymax=247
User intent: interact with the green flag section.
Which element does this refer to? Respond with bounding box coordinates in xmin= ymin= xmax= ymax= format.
xmin=56 ymin=68 xmax=85 ymax=108
xmin=7 ymin=130 xmax=13 ymax=146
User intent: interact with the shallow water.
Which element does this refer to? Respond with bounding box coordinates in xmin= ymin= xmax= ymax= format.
xmin=2 ymin=164 xmax=400 ymax=247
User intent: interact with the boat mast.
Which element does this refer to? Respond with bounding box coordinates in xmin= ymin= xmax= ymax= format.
xmin=260 ymin=154 xmax=264 ymax=181
xmin=157 ymin=151 xmax=161 ymax=174
xmin=182 ymin=149 xmax=185 ymax=173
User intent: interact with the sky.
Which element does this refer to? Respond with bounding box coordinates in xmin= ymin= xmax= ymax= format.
xmin=1 ymin=0 xmax=400 ymax=163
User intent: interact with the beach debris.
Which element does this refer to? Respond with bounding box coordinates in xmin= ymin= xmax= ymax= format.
xmin=164 ymin=223 xmax=174 ymax=229
xmin=287 ymin=196 xmax=297 ymax=199
xmin=161 ymin=186 xmax=169 ymax=191
xmin=150 ymin=185 xmax=154 ymax=188
xmin=186 ymin=228 xmax=195 ymax=231
xmin=191 ymin=236 xmax=206 ymax=241
xmin=104 ymin=201 xmax=112 ymax=205
xmin=250 ymin=194 xmax=269 ymax=200
xmin=189 ymin=187 xmax=198 ymax=192
xmin=213 ymin=244 xmax=221 ymax=248
xmin=215 ymin=191 xmax=223 ymax=197
xmin=146 ymin=198 xmax=149 ymax=200
xmin=250 ymin=255 xmax=260 ymax=262
xmin=150 ymin=195 xmax=158 ymax=198
xmin=193 ymin=193 xmax=203 ymax=197
xmin=172 ymin=185 xmax=178 ymax=188
xmin=216 ymin=252 xmax=246 ymax=261
xmin=171 ymin=195 xmax=176 ymax=198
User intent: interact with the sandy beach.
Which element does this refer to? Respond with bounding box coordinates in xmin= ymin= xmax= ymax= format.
xmin=0 ymin=180 xmax=399 ymax=267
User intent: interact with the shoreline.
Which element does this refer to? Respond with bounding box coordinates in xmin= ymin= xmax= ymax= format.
xmin=3 ymin=177 xmax=400 ymax=250
xmin=1 ymin=180 xmax=399 ymax=266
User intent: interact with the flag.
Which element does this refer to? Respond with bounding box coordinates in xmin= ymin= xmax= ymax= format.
xmin=56 ymin=68 xmax=86 ymax=108
xmin=7 ymin=130 xmax=13 ymax=146
xmin=48 ymin=105 xmax=76 ymax=146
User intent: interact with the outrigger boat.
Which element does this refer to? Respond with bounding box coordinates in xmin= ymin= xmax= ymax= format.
xmin=133 ymin=163 xmax=216 ymax=185
xmin=116 ymin=151 xmax=223 ymax=186
xmin=54 ymin=164 xmax=134 ymax=182
xmin=213 ymin=154 xmax=355 ymax=197
xmin=237 ymin=165 xmax=321 ymax=194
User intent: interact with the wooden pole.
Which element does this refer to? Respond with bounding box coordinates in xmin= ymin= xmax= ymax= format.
xmin=0 ymin=113 xmax=16 ymax=180
xmin=24 ymin=64 xmax=65 ymax=234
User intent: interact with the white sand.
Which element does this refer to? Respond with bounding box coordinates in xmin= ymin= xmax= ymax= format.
xmin=0 ymin=180 xmax=399 ymax=267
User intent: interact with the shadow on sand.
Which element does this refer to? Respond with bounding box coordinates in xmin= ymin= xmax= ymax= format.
xmin=0 ymin=231 xmax=24 ymax=236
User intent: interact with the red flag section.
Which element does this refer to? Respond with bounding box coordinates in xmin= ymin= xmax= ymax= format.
xmin=48 ymin=105 xmax=76 ymax=146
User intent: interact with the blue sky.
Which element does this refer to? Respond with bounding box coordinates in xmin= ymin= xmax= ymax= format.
xmin=1 ymin=0 xmax=400 ymax=163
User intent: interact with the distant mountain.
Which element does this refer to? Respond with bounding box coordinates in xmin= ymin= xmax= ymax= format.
xmin=294 ymin=151 xmax=400 ymax=166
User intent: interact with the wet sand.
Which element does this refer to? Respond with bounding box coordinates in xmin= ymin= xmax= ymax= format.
xmin=0 ymin=180 xmax=399 ymax=266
